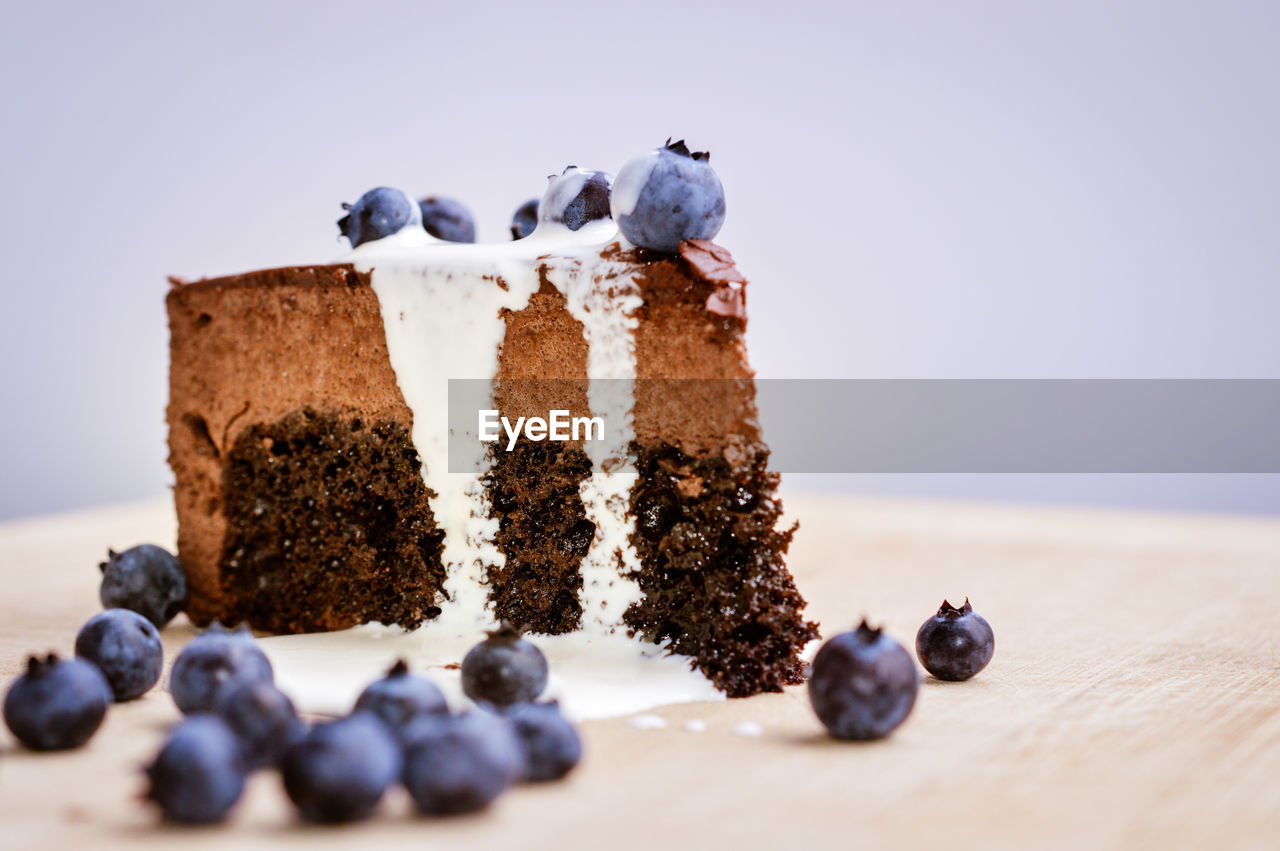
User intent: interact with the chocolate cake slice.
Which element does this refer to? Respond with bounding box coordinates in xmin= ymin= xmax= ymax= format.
xmin=167 ymin=156 xmax=817 ymax=698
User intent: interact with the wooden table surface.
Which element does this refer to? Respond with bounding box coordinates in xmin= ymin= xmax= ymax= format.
xmin=1 ymin=493 xmax=1277 ymax=850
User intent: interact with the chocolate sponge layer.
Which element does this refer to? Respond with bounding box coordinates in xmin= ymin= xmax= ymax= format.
xmin=626 ymin=441 xmax=817 ymax=697
xmin=220 ymin=409 xmax=445 ymax=633
xmin=485 ymin=440 xmax=594 ymax=633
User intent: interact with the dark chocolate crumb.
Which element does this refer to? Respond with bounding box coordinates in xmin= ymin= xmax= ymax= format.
xmin=216 ymin=409 xmax=445 ymax=633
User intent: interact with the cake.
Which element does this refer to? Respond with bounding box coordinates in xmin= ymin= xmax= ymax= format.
xmin=166 ymin=146 xmax=817 ymax=698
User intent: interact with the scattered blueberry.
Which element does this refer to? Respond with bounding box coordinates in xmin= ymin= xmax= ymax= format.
xmin=168 ymin=624 xmax=274 ymax=715
xmin=915 ymin=598 xmax=995 ymax=682
xmin=808 ymin=620 xmax=919 ymax=741
xmin=337 ymin=187 xmax=421 ymax=248
xmin=353 ymin=659 xmax=448 ymax=741
xmin=612 ymin=139 xmax=726 ymax=253
xmin=213 ymin=679 xmax=305 ymax=770
xmin=539 ymin=167 xmax=613 ymax=231
xmin=3 ymin=654 xmax=112 ymax=751
xmin=418 ymin=195 xmax=476 ymax=243
xmin=282 ymin=712 xmax=401 ymax=824
xmin=98 ymin=544 xmax=187 ymax=628
xmin=460 ymin=622 xmax=548 ymax=707
xmin=510 ymin=197 xmax=538 ymax=239
xmin=401 ymin=711 xmax=523 ymax=815
xmin=145 ymin=715 xmax=246 ymax=824
xmin=74 ymin=609 xmax=163 ymax=702
xmin=501 ymin=701 xmax=582 ymax=782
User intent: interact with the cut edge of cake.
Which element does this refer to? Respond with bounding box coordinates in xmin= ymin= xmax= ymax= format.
xmin=166 ymin=231 xmax=817 ymax=698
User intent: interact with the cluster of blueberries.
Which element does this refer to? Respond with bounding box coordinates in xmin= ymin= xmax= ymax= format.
xmin=3 ymin=545 xmax=186 ymax=751
xmin=2 ymin=538 xmax=996 ymax=824
xmin=1 ymin=545 xmax=581 ymax=826
xmin=338 ymin=139 xmax=727 ymax=254
xmin=807 ymin=600 xmax=996 ymax=740
xmin=152 ymin=622 xmax=578 ymax=824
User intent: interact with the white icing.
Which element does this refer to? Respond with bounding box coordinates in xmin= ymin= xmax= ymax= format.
xmin=399 ymin=190 xmax=425 ymax=228
xmin=258 ymin=624 xmax=719 ymax=722
xmin=611 ymin=149 xmax=659 ymax=219
xmin=731 ymin=721 xmax=764 ymax=737
xmin=800 ymin=637 xmax=823 ymax=663
xmin=540 ymin=167 xmax=613 ymax=226
xmin=683 ymin=719 xmax=708 ymax=733
xmin=326 ymin=215 xmax=723 ymax=720
xmin=627 ymin=714 xmax=668 ymax=730
xmin=349 ymin=226 xmax=541 ymax=636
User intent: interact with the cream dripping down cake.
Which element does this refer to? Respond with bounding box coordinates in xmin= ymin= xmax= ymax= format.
xmin=165 ymin=141 xmax=817 ymax=704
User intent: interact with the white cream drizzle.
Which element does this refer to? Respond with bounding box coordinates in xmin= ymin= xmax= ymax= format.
xmin=260 ymin=622 xmax=718 ymax=722
xmin=254 ymin=216 xmax=724 ymax=719
xmin=626 ymin=713 xmax=668 ymax=730
xmin=542 ymin=254 xmax=645 ymax=634
xmin=347 ymin=226 xmax=540 ymax=637
xmin=611 ymin=150 xmax=659 ymax=219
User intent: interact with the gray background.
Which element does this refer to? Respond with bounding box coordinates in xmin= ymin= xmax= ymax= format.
xmin=1 ymin=0 xmax=1277 ymax=520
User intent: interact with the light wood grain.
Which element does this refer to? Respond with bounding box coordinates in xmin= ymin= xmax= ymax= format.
xmin=1 ymin=494 xmax=1278 ymax=850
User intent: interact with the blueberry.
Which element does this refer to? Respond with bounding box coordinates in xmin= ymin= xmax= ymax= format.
xmin=337 ymin=187 xmax=422 ymax=248
xmin=3 ymin=654 xmax=111 ymax=751
xmin=808 ymin=621 xmax=919 ymax=741
xmin=510 ymin=198 xmax=538 ymax=239
xmin=401 ymin=711 xmax=522 ymax=815
xmin=281 ymin=711 xmax=402 ymax=824
xmin=539 ymin=167 xmax=613 ymax=231
xmin=501 ymin=701 xmax=582 ymax=782
xmin=418 ymin=196 xmax=476 ymax=243
xmin=144 ymin=715 xmax=246 ymax=824
xmin=98 ymin=544 xmax=187 ymax=628
xmin=75 ymin=609 xmax=163 ymax=702
xmin=612 ymin=139 xmax=726 ymax=253
xmin=213 ymin=679 xmax=305 ymax=770
xmin=353 ymin=659 xmax=448 ymax=741
xmin=915 ymin=599 xmax=995 ymax=682
xmin=169 ymin=624 xmax=274 ymax=715
xmin=460 ymin=622 xmax=548 ymax=707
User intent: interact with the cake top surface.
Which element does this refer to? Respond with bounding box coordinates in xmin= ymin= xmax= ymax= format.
xmin=171 ymin=140 xmax=747 ymax=318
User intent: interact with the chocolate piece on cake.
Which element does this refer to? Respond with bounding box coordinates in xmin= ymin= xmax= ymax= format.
xmin=168 ymin=186 xmax=816 ymax=699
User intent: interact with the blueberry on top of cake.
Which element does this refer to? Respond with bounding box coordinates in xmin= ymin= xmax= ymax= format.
xmin=166 ymin=143 xmax=817 ymax=698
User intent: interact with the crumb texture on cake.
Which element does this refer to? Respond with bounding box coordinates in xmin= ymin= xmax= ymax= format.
xmin=220 ymin=409 xmax=445 ymax=633
xmin=485 ymin=440 xmax=594 ymax=633
xmin=626 ymin=441 xmax=817 ymax=696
